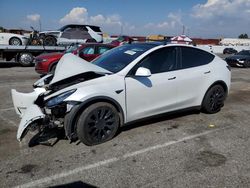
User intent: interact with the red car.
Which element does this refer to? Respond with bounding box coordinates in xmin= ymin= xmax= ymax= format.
xmin=35 ymin=43 xmax=114 ymax=74
xmin=110 ymin=35 xmax=134 ymax=46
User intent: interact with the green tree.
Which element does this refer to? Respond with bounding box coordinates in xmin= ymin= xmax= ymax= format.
xmin=0 ymin=26 xmax=5 ymax=32
xmin=238 ymin=33 xmax=248 ymax=39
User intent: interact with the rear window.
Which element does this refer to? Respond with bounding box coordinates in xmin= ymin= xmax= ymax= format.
xmin=181 ymin=47 xmax=215 ymax=69
xmin=89 ymin=26 xmax=102 ymax=32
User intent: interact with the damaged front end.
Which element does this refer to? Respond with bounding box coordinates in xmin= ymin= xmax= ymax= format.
xmin=12 ymin=53 xmax=110 ymax=143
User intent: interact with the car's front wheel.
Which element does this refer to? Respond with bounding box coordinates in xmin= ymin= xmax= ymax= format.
xmin=244 ymin=60 xmax=250 ymax=68
xmin=202 ymin=85 xmax=226 ymax=114
xmin=77 ymin=102 xmax=120 ymax=145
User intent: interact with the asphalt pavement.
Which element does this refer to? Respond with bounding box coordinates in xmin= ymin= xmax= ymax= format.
xmin=0 ymin=60 xmax=250 ymax=188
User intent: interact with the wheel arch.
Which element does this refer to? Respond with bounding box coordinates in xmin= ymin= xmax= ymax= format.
xmin=201 ymin=80 xmax=228 ymax=106
xmin=64 ymin=96 xmax=125 ymax=140
xmin=48 ymin=61 xmax=58 ymax=72
xmin=9 ymin=37 xmax=22 ymax=45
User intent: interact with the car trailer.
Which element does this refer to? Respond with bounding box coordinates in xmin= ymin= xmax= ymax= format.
xmin=0 ymin=45 xmax=66 ymax=66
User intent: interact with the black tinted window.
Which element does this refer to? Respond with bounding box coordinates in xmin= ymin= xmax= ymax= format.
xmin=137 ymin=47 xmax=177 ymax=74
xmin=90 ymin=26 xmax=102 ymax=32
xmin=181 ymin=47 xmax=214 ymax=69
xmin=237 ymin=50 xmax=250 ymax=55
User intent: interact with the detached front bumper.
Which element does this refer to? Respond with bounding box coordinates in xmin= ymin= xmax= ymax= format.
xmin=11 ymin=88 xmax=46 ymax=141
xmin=17 ymin=104 xmax=45 ymax=141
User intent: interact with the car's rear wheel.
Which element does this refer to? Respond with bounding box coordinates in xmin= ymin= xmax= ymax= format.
xmin=9 ymin=37 xmax=22 ymax=45
xmin=43 ymin=35 xmax=57 ymax=46
xmin=202 ymin=85 xmax=226 ymax=114
xmin=18 ymin=52 xmax=34 ymax=66
xmin=77 ymin=102 xmax=120 ymax=146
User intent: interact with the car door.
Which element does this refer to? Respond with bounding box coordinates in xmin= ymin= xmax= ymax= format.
xmin=173 ymin=46 xmax=215 ymax=108
xmin=125 ymin=47 xmax=179 ymax=122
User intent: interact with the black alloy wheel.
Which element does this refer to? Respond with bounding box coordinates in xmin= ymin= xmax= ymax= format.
xmin=77 ymin=102 xmax=120 ymax=145
xmin=202 ymin=85 xmax=226 ymax=114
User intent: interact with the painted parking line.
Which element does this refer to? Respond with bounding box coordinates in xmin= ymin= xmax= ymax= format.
xmin=0 ymin=107 xmax=14 ymax=112
xmin=15 ymin=127 xmax=229 ymax=188
xmin=0 ymin=113 xmax=17 ymax=127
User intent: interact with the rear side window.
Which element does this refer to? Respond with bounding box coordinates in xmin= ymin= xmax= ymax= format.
xmin=180 ymin=47 xmax=214 ymax=69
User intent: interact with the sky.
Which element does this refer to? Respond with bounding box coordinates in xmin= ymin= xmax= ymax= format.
xmin=0 ymin=0 xmax=249 ymax=38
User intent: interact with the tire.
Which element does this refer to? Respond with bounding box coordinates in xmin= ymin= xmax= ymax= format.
xmin=77 ymin=102 xmax=120 ymax=146
xmin=18 ymin=53 xmax=34 ymax=67
xmin=9 ymin=37 xmax=22 ymax=45
xmin=43 ymin=35 xmax=57 ymax=46
xmin=202 ymin=85 xmax=226 ymax=114
xmin=244 ymin=60 xmax=250 ymax=68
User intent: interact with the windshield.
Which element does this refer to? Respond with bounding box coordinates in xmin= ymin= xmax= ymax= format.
xmin=92 ymin=44 xmax=156 ymax=73
xmin=237 ymin=50 xmax=250 ymax=56
xmin=65 ymin=44 xmax=80 ymax=53
xmin=117 ymin=36 xmax=125 ymax=42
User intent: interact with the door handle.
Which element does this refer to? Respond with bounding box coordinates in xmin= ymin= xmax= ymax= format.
xmin=204 ymin=71 xmax=211 ymax=74
xmin=168 ymin=77 xmax=176 ymax=80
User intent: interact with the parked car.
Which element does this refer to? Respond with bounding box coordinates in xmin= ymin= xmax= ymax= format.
xmin=12 ymin=43 xmax=231 ymax=146
xmin=0 ymin=32 xmax=29 ymax=45
xmin=223 ymin=48 xmax=237 ymax=54
xmin=35 ymin=43 xmax=114 ymax=74
xmin=39 ymin=24 xmax=103 ymax=46
xmin=111 ymin=35 xmax=134 ymax=46
xmin=225 ymin=50 xmax=250 ymax=67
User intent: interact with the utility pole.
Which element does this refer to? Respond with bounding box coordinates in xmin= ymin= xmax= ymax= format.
xmin=120 ymin=24 xmax=123 ymax=35
xmin=39 ymin=19 xmax=42 ymax=32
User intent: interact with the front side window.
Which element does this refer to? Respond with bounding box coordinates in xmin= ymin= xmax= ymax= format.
xmin=180 ymin=47 xmax=214 ymax=69
xmin=82 ymin=47 xmax=95 ymax=55
xmin=133 ymin=47 xmax=177 ymax=74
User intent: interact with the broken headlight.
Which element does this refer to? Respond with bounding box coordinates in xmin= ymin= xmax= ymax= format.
xmin=46 ymin=89 xmax=76 ymax=108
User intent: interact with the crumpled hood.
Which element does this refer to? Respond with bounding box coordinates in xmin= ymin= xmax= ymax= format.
xmin=50 ymin=53 xmax=111 ymax=85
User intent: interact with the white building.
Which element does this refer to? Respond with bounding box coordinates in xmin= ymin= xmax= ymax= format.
xmin=220 ymin=38 xmax=250 ymax=46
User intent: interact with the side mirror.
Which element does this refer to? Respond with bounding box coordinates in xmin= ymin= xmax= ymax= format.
xmin=135 ymin=67 xmax=151 ymax=77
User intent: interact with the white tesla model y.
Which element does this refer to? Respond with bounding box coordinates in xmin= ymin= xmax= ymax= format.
xmin=12 ymin=43 xmax=231 ymax=145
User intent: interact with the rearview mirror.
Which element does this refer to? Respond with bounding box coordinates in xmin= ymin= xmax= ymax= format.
xmin=135 ymin=67 xmax=151 ymax=77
